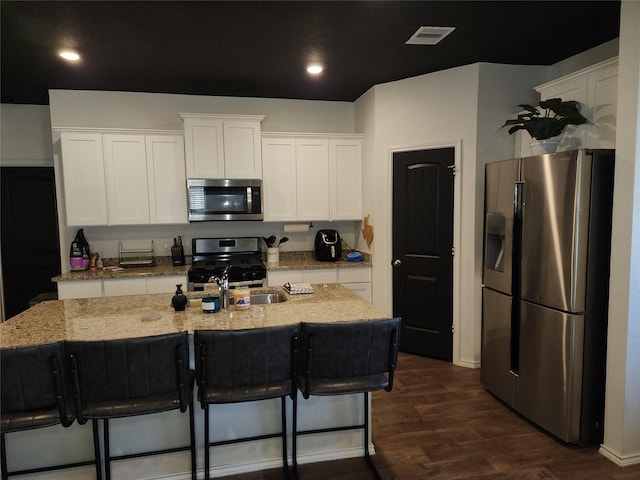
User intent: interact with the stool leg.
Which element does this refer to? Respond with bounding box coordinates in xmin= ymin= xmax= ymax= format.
xmin=204 ymin=403 xmax=210 ymax=480
xmin=363 ymin=392 xmax=381 ymax=480
xmin=1 ymin=432 xmax=8 ymax=480
xmin=103 ymin=419 xmax=111 ymax=480
xmin=92 ymin=419 xmax=103 ymax=480
xmin=292 ymin=392 xmax=298 ymax=479
xmin=280 ymin=396 xmax=290 ymax=478
xmin=189 ymin=399 xmax=196 ymax=480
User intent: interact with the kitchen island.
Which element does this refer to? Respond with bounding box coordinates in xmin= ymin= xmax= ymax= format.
xmin=1 ymin=285 xmax=389 ymax=480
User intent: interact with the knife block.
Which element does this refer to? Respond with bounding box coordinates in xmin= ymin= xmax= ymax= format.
xmin=171 ymin=245 xmax=185 ymax=266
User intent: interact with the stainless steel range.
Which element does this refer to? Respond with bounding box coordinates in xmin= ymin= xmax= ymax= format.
xmin=188 ymin=237 xmax=266 ymax=291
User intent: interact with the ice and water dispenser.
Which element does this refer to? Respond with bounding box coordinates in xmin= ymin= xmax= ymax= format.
xmin=485 ymin=212 xmax=506 ymax=272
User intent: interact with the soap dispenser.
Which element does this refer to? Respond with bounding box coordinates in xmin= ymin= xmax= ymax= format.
xmin=171 ymin=284 xmax=188 ymax=311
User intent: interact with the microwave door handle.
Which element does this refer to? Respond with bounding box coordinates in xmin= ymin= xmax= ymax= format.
xmin=246 ymin=186 xmax=252 ymax=212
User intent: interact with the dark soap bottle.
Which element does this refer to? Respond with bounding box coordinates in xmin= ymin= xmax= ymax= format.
xmin=171 ymin=284 xmax=188 ymax=311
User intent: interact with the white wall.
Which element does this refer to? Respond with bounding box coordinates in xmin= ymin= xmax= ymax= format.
xmin=48 ymin=89 xmax=354 ymax=133
xmin=600 ymin=1 xmax=640 ymax=466
xmin=47 ymin=90 xmax=358 ymax=268
xmin=0 ymin=104 xmax=53 ymax=166
xmin=354 ymin=62 xmax=549 ymax=367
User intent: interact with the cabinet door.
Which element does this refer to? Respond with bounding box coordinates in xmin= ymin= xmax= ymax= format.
xmin=103 ymin=278 xmax=147 ymax=297
xmin=329 ymin=138 xmax=362 ymax=220
xmin=60 ymin=132 xmax=108 ymax=226
xmin=586 ymin=63 xmax=617 ymax=149
xmin=296 ymin=138 xmax=330 ymax=221
xmin=341 ymin=282 xmax=371 ymax=302
xmin=183 ymin=117 xmax=225 ymax=178
xmin=57 ymin=280 xmax=103 ymax=299
xmin=267 ymin=270 xmax=303 ymax=286
xmin=337 ymin=267 xmax=371 ymax=284
xmin=147 ymin=275 xmax=187 ymax=294
xmin=302 ymin=268 xmax=337 ymax=284
xmin=103 ymin=134 xmax=150 ymax=225
xmin=262 ymin=137 xmax=297 ymax=222
xmin=146 ymin=135 xmax=188 ymax=224
xmin=224 ymin=120 xmax=262 ymax=179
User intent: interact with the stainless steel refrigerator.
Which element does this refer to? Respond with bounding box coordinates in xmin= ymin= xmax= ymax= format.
xmin=481 ymin=149 xmax=615 ymax=444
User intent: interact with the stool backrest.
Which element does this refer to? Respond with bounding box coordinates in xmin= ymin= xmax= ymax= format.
xmin=299 ymin=318 xmax=401 ymax=397
xmin=195 ymin=324 xmax=299 ymax=404
xmin=1 ymin=342 xmax=73 ymax=428
xmin=66 ymin=332 xmax=191 ymax=422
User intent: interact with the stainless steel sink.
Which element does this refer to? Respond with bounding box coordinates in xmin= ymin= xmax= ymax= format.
xmin=249 ymin=292 xmax=287 ymax=304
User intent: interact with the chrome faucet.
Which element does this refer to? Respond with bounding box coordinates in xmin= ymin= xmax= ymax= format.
xmin=209 ymin=264 xmax=231 ymax=308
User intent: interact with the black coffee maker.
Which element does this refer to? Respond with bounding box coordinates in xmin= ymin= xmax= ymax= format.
xmin=314 ymin=229 xmax=342 ymax=261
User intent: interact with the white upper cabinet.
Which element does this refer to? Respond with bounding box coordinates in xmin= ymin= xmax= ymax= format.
xmin=262 ymin=133 xmax=362 ymax=222
xmin=59 ymin=130 xmax=187 ymax=226
xmin=329 ymin=138 xmax=362 ymax=220
xmin=585 ymin=61 xmax=618 ymax=149
xmin=262 ymin=137 xmax=297 ymax=222
xmin=181 ymin=114 xmax=264 ymax=179
xmin=296 ymin=137 xmax=330 ymax=221
xmin=145 ymin=135 xmax=188 ymax=224
xmin=60 ymin=132 xmax=108 ymax=226
xmin=103 ymin=134 xmax=150 ymax=225
xmin=535 ymin=57 xmax=618 ymax=152
xmin=223 ymin=120 xmax=263 ymax=178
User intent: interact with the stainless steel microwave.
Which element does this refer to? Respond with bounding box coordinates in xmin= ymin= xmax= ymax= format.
xmin=187 ymin=179 xmax=263 ymax=221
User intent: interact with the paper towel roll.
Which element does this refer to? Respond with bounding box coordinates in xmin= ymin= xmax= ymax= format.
xmin=283 ymin=223 xmax=310 ymax=233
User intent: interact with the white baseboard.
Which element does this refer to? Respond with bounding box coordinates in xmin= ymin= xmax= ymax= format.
xmin=599 ymin=444 xmax=640 ymax=466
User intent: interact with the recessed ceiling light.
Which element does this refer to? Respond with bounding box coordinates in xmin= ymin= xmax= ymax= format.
xmin=59 ymin=50 xmax=80 ymax=62
xmin=307 ymin=65 xmax=323 ymax=75
xmin=406 ymin=26 xmax=456 ymax=45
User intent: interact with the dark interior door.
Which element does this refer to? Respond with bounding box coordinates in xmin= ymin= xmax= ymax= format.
xmin=1 ymin=167 xmax=61 ymax=319
xmin=392 ymin=148 xmax=454 ymax=361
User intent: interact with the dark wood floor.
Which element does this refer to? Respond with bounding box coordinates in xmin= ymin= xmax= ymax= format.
xmin=219 ymin=352 xmax=640 ymax=479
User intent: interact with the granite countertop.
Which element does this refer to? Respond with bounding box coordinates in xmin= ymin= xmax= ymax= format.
xmin=266 ymin=251 xmax=372 ymax=271
xmin=51 ymin=251 xmax=371 ymax=282
xmin=0 ymin=284 xmax=388 ymax=348
xmin=52 ymin=264 xmax=190 ymax=282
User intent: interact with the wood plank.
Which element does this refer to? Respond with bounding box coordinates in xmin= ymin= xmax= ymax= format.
xmin=217 ymin=353 xmax=640 ymax=479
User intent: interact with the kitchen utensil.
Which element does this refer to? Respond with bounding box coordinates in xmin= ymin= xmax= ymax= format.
xmin=278 ymin=237 xmax=289 ymax=246
xmin=267 ymin=235 xmax=277 ymax=247
xmin=171 ymin=236 xmax=185 ymax=266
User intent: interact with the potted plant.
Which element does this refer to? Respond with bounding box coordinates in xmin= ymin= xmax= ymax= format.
xmin=502 ymin=97 xmax=588 ymax=154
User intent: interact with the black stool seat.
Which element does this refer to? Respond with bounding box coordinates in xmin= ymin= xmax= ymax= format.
xmin=66 ymin=332 xmax=196 ymax=480
xmin=293 ymin=318 xmax=401 ymax=479
xmin=195 ymin=324 xmax=299 ymax=480
xmin=1 ymin=341 xmax=97 ymax=479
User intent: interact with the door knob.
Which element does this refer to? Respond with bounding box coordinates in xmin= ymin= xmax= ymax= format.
xmin=392 ymin=259 xmax=402 ymax=267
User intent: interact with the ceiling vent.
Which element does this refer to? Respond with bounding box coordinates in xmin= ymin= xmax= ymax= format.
xmin=405 ymin=26 xmax=456 ymax=45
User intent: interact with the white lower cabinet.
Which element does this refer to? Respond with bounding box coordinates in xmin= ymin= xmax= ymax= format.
xmin=57 ymin=280 xmax=103 ymax=300
xmin=341 ymin=283 xmax=372 ymax=303
xmin=57 ymin=275 xmax=187 ymax=299
xmin=146 ymin=276 xmax=187 ymax=294
xmin=267 ymin=266 xmax=371 ymax=302
xmin=103 ymin=278 xmax=147 ymax=297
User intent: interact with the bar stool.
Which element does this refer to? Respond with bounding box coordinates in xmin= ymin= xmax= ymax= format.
xmin=293 ymin=318 xmax=401 ymax=479
xmin=194 ymin=324 xmax=299 ymax=480
xmin=1 ymin=341 xmax=97 ymax=479
xmin=65 ymin=332 xmax=196 ymax=480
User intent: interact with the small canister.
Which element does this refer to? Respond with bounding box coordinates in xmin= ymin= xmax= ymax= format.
xmin=202 ymin=296 xmax=220 ymax=314
xmin=234 ymin=288 xmax=251 ymax=310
